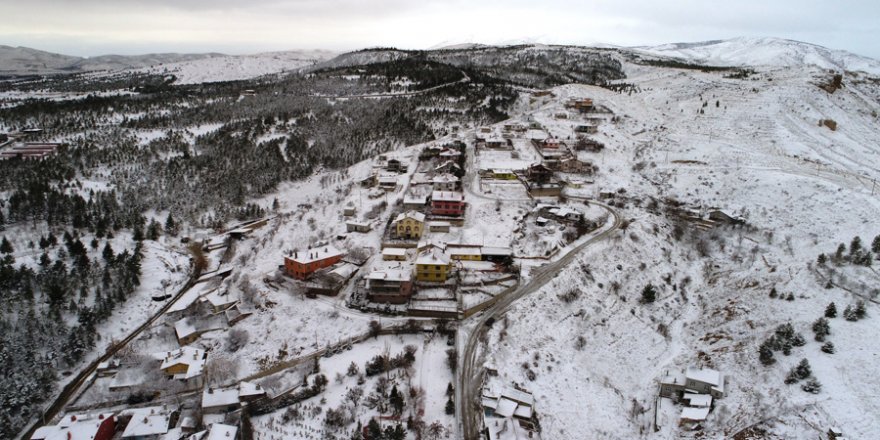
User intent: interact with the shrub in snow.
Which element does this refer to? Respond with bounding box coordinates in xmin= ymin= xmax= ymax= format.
xmin=821 ymin=341 xmax=835 ymax=354
xmin=812 ymin=318 xmax=830 ymax=342
xmin=801 ymin=377 xmax=822 ymax=394
xmin=640 ymin=283 xmax=657 ymax=304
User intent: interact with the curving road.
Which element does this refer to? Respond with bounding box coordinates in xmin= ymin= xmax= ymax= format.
xmin=456 ymin=197 xmax=621 ymax=440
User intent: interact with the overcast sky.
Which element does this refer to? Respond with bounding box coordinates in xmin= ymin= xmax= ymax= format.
xmin=2 ymin=0 xmax=878 ymax=58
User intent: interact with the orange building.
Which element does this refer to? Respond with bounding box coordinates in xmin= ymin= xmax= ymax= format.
xmin=284 ymin=246 xmax=344 ymax=280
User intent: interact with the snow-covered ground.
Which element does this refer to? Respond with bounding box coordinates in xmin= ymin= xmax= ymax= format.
xmin=477 ymin=60 xmax=880 ymax=439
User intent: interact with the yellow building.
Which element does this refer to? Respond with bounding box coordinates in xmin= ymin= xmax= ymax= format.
xmin=447 ymin=246 xmax=482 ymax=261
xmin=491 ymin=169 xmax=517 ymax=180
xmin=415 ymin=249 xmax=451 ymax=282
xmin=394 ymin=210 xmax=426 ymax=239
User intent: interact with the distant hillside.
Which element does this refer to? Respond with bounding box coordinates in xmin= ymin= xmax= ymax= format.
xmin=0 ymin=45 xmax=221 ymax=75
xmin=633 ymin=37 xmax=880 ymax=75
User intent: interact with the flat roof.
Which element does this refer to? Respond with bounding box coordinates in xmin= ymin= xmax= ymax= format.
xmin=382 ymin=247 xmax=408 ymax=256
xmin=288 ymin=245 xmax=343 ymax=265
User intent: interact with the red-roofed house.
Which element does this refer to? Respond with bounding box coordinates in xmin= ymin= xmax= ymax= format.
xmin=284 ymin=246 xmax=344 ymax=280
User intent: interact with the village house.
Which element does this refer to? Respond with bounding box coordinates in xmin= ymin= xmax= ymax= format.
xmin=421 ymin=144 xmax=444 ymax=158
xmin=385 ymin=158 xmax=403 ymax=172
xmin=548 ymin=207 xmax=583 ymax=223
xmin=346 ymin=221 xmax=372 ymax=233
xmin=31 ymin=413 xmax=115 ymax=440
xmin=480 ymin=246 xmax=513 ymax=263
xmin=566 ymin=98 xmax=594 ymax=112
xmin=118 ymin=406 xmax=174 ymax=440
xmin=431 ymin=191 xmax=466 ymax=216
xmin=415 ymin=249 xmax=451 ymax=282
xmin=159 ymin=346 xmax=207 ymax=381
xmin=202 ymin=387 xmax=240 ymax=414
xmin=403 ymin=193 xmax=429 ymax=210
xmin=377 ymin=174 xmax=399 ymax=190
xmin=200 ymin=423 xmax=238 ymax=440
xmin=393 ymin=210 xmax=426 ymax=239
xmin=485 ymin=136 xmax=510 ymax=149
xmin=174 ymin=318 xmax=203 ymax=346
xmin=574 ymin=124 xmax=599 ymax=134
xmin=382 ymin=247 xmax=408 ymax=261
xmin=428 ymin=221 xmax=451 ymax=233
xmin=539 ymin=137 xmax=561 ymax=149
xmin=304 ymin=263 xmax=357 ymax=297
xmin=343 ymin=206 xmax=357 ymax=217
xmin=482 ymin=386 xmax=538 ymax=435
xmin=432 ymin=173 xmax=459 ymax=191
xmin=204 ymin=290 xmax=238 ymax=314
xmin=434 ymin=160 xmax=462 ymax=175
xmin=224 ymin=304 xmax=253 ymax=327
xmin=526 ymin=163 xmax=554 ymax=182
xmin=284 ymin=245 xmax=344 ymax=280
xmin=447 ymin=245 xmax=482 ymax=261
xmin=659 ymin=367 xmax=726 ymax=399
xmin=438 ymin=148 xmax=462 ymax=159
xmin=366 ymin=268 xmax=414 ymax=304
xmin=490 ymin=169 xmax=518 ymax=180
xmin=558 ymin=157 xmax=593 ymax=174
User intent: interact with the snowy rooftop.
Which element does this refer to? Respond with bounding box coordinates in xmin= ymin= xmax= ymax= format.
xmin=204 ymin=290 xmax=237 ymax=308
xmin=432 ymin=173 xmax=459 ymax=183
xmin=481 ymin=246 xmax=513 ymax=256
xmin=448 ymin=247 xmax=482 ymax=256
xmin=167 ymin=284 xmax=215 ymax=313
xmin=680 ymin=406 xmax=711 ymax=422
xmin=432 ymin=191 xmax=464 ymax=202
xmin=239 ymin=381 xmax=265 ymax=398
xmin=367 ymin=268 xmax=413 ymax=282
xmin=416 ymin=249 xmax=450 ymax=266
xmin=394 ymin=210 xmax=426 ymax=223
xmin=121 ymin=408 xmax=171 ymax=438
xmin=686 ymin=367 xmax=723 ymax=387
xmin=495 ymin=397 xmax=518 ymax=418
xmin=329 ymin=263 xmax=358 ymax=279
xmin=31 ymin=413 xmax=114 ymax=440
xmin=202 ymin=387 xmax=240 ymax=409
xmin=289 ymin=245 xmax=343 ymax=264
xmin=205 ymin=423 xmax=238 ymax=440
xmin=159 ymin=346 xmax=206 ymax=379
xmin=174 ymin=318 xmax=198 ymax=339
xmin=382 ymin=247 xmax=408 ymax=257
xmin=683 ymin=393 xmax=713 ymax=408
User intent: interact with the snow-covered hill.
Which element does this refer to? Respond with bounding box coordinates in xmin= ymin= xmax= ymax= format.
xmin=0 ymin=45 xmax=221 ymax=75
xmin=136 ymin=50 xmax=337 ymax=84
xmin=634 ymin=37 xmax=880 ymax=75
xmin=0 ymin=45 xmax=336 ymax=82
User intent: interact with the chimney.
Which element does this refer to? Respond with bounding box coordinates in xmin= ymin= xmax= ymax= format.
xmin=98 ymin=414 xmax=104 ymax=420
xmin=70 ymin=415 xmax=77 ymax=422
xmin=67 ymin=432 xmax=72 ymax=440
xmin=208 ymin=387 xmax=214 ymax=394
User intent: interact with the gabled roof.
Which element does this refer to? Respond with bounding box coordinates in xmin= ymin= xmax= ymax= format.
xmin=205 ymin=424 xmax=238 ymax=440
xmin=367 ymin=269 xmax=413 ymax=282
xmin=120 ymin=407 xmax=171 ymax=438
xmin=159 ymin=346 xmax=206 ymax=379
xmin=289 ymin=245 xmax=344 ymax=264
xmin=394 ymin=210 xmax=426 ymax=223
xmin=432 ymin=191 xmax=464 ymax=202
xmin=416 ymin=249 xmax=450 ymax=266
xmin=685 ymin=368 xmax=723 ymax=388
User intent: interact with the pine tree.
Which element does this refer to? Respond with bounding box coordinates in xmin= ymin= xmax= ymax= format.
xmin=843 ymin=305 xmax=858 ymax=321
xmin=759 ymin=339 xmax=776 ymax=366
xmin=850 ymin=236 xmax=863 ymax=256
xmin=640 ymin=283 xmax=657 ymax=304
xmin=812 ymin=318 xmax=830 ymax=341
xmin=784 ymin=368 xmax=800 ymax=384
xmin=817 ymin=253 xmax=827 ymax=265
xmin=0 ymin=237 xmax=13 ymax=254
xmin=872 ymin=235 xmax=880 ymax=254
xmin=164 ymin=213 xmax=178 ymax=236
xmin=445 ymin=396 xmax=455 ymax=415
xmin=825 ymin=302 xmax=837 ymax=318
xmin=854 ymin=301 xmax=867 ymax=320
xmin=769 ymin=287 xmax=778 ymax=298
